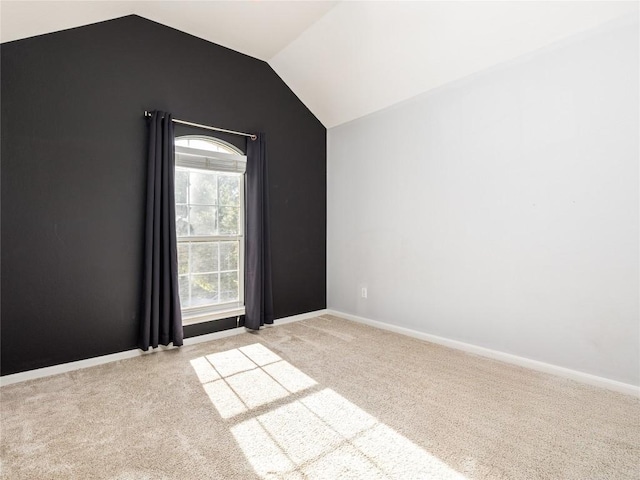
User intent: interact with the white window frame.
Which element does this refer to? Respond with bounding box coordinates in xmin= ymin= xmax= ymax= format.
xmin=175 ymin=137 xmax=246 ymax=325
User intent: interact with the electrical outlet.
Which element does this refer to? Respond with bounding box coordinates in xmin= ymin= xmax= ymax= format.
xmin=361 ymin=287 xmax=368 ymax=298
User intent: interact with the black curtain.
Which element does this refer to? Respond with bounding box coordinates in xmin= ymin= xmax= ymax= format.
xmin=245 ymin=133 xmax=274 ymax=330
xmin=139 ymin=111 xmax=183 ymax=350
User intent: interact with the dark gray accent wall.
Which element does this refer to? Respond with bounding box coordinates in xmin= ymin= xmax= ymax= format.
xmin=1 ymin=15 xmax=326 ymax=375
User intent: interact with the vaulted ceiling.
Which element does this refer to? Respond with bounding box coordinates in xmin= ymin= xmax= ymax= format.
xmin=2 ymin=1 xmax=638 ymax=128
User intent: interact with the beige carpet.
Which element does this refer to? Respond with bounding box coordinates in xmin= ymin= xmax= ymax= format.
xmin=1 ymin=314 xmax=639 ymax=479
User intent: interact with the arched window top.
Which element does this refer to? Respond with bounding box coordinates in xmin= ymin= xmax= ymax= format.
xmin=175 ymin=135 xmax=242 ymax=155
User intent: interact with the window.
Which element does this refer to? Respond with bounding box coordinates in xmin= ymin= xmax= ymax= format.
xmin=174 ymin=136 xmax=246 ymax=325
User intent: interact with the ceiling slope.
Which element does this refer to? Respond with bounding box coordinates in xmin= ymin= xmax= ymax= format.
xmin=0 ymin=1 xmax=338 ymax=60
xmin=2 ymin=1 xmax=638 ymax=128
xmin=269 ymin=1 xmax=639 ymax=128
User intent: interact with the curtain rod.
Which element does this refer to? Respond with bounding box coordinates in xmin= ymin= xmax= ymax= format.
xmin=144 ymin=111 xmax=257 ymax=141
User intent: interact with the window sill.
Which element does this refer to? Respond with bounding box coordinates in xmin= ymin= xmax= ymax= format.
xmin=182 ymin=306 xmax=245 ymax=326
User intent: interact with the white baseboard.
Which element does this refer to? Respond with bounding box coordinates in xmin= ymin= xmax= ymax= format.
xmin=0 ymin=309 xmax=327 ymax=387
xmin=326 ymin=309 xmax=640 ymax=397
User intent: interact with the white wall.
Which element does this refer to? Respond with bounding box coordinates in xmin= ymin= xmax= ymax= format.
xmin=327 ymin=15 xmax=639 ymax=386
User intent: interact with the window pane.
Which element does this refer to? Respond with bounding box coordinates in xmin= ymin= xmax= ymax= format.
xmin=179 ymin=275 xmax=190 ymax=308
xmin=178 ymin=244 xmax=189 ymax=275
xmin=175 ymin=137 xmax=245 ymax=317
xmin=220 ymin=241 xmax=239 ymax=271
xmin=220 ymin=272 xmax=239 ymax=302
xmin=191 ymin=242 xmax=218 ymax=273
xmin=176 ymin=136 xmax=239 ymax=155
xmin=191 ymin=139 xmax=217 ymax=151
xmin=218 ymin=175 xmax=240 ymax=206
xmin=190 ymin=171 xmax=217 ymax=205
xmin=189 ymin=206 xmax=217 ymax=235
xmin=176 ymin=205 xmax=189 ymax=237
xmin=218 ymin=207 xmax=239 ymax=235
xmin=191 ymin=273 xmax=218 ymax=305
xmin=175 ymin=169 xmax=188 ymax=204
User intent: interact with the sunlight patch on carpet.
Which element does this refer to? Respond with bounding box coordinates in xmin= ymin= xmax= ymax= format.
xmin=190 ymin=343 xmax=317 ymax=419
xmin=191 ymin=343 xmax=466 ymax=479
